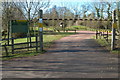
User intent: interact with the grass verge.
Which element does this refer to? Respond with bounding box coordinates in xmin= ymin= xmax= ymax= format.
xmin=93 ymin=36 xmax=120 ymax=54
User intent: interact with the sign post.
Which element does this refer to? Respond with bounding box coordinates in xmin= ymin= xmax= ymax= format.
xmin=111 ymin=10 xmax=117 ymax=50
xmin=38 ymin=10 xmax=43 ymax=51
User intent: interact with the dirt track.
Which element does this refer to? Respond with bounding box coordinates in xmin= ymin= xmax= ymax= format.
xmin=2 ymin=31 xmax=118 ymax=78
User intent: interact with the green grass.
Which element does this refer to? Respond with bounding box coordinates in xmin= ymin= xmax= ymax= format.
xmin=112 ymin=50 xmax=120 ymax=54
xmin=2 ymin=32 xmax=76 ymax=60
xmin=95 ymin=37 xmax=110 ymax=48
xmin=2 ymin=52 xmax=41 ymax=61
xmin=44 ymin=33 xmax=72 ymax=43
xmin=43 ymin=25 xmax=111 ymax=32
xmin=93 ymin=36 xmax=120 ymax=54
xmin=71 ymin=25 xmax=112 ymax=32
xmin=43 ymin=25 xmax=96 ymax=32
xmin=71 ymin=25 xmax=96 ymax=31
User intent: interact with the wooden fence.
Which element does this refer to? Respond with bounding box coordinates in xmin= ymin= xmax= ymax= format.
xmin=2 ymin=35 xmax=40 ymax=56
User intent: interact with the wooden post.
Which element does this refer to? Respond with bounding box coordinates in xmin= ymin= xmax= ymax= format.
xmin=28 ymin=9 xmax=32 ymax=48
xmin=119 ymin=11 xmax=120 ymax=31
xmin=36 ymin=35 xmax=38 ymax=52
xmin=38 ymin=10 xmax=43 ymax=51
xmin=6 ymin=7 xmax=10 ymax=46
xmin=103 ymin=31 xmax=104 ymax=37
xmin=106 ymin=31 xmax=108 ymax=42
xmin=8 ymin=20 xmax=12 ymax=46
xmin=11 ymin=37 xmax=14 ymax=54
xmin=99 ymin=31 xmax=102 ymax=39
xmin=63 ymin=20 xmax=65 ymax=32
xmin=4 ymin=43 xmax=9 ymax=56
xmin=111 ymin=10 xmax=116 ymax=50
xmin=30 ymin=35 xmax=32 ymax=47
xmin=8 ymin=21 xmax=10 ymax=45
xmin=27 ymin=35 xmax=29 ymax=51
xmin=75 ymin=30 xmax=76 ymax=33
xmin=96 ymin=30 xmax=98 ymax=39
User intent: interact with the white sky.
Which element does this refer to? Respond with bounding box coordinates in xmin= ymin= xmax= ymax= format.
xmin=1 ymin=0 xmax=119 ymax=2
xmin=50 ymin=0 xmax=119 ymax=2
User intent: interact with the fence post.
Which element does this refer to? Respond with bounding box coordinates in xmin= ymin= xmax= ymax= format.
xmin=38 ymin=10 xmax=43 ymax=52
xmin=106 ymin=31 xmax=108 ymax=42
xmin=96 ymin=30 xmax=98 ymax=39
xmin=111 ymin=10 xmax=116 ymax=50
xmin=11 ymin=37 xmax=14 ymax=54
xmin=4 ymin=43 xmax=9 ymax=56
xmin=36 ymin=35 xmax=38 ymax=52
xmin=27 ymin=36 xmax=29 ymax=51
xmin=8 ymin=21 xmax=10 ymax=45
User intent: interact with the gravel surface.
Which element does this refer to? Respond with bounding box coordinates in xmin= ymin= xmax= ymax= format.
xmin=2 ymin=31 xmax=118 ymax=78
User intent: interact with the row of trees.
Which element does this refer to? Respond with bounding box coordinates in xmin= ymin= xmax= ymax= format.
xmin=2 ymin=1 xmax=120 ymax=34
xmin=43 ymin=2 xmax=118 ymax=30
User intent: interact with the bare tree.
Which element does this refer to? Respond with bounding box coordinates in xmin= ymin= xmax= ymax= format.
xmin=13 ymin=0 xmax=50 ymax=37
xmin=60 ymin=2 xmax=75 ymax=30
xmin=2 ymin=0 xmax=50 ymax=39
xmin=14 ymin=0 xmax=50 ymax=20
xmin=70 ymin=3 xmax=81 ymax=18
xmin=93 ymin=2 xmax=101 ymax=19
xmin=2 ymin=2 xmax=14 ymax=30
xmin=2 ymin=2 xmax=25 ymax=38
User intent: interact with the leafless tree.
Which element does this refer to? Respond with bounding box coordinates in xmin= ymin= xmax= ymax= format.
xmin=14 ymin=0 xmax=50 ymax=20
xmin=2 ymin=0 xmax=50 ymax=38
xmin=2 ymin=2 xmax=25 ymax=38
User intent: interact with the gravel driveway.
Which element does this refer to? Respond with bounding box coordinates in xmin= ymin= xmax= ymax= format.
xmin=2 ymin=31 xmax=118 ymax=78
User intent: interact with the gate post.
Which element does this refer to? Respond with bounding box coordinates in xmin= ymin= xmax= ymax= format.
xmin=11 ymin=37 xmax=14 ymax=54
xmin=38 ymin=10 xmax=43 ymax=52
xmin=96 ymin=30 xmax=98 ymax=39
xmin=36 ymin=35 xmax=38 ymax=52
xmin=111 ymin=10 xmax=117 ymax=50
